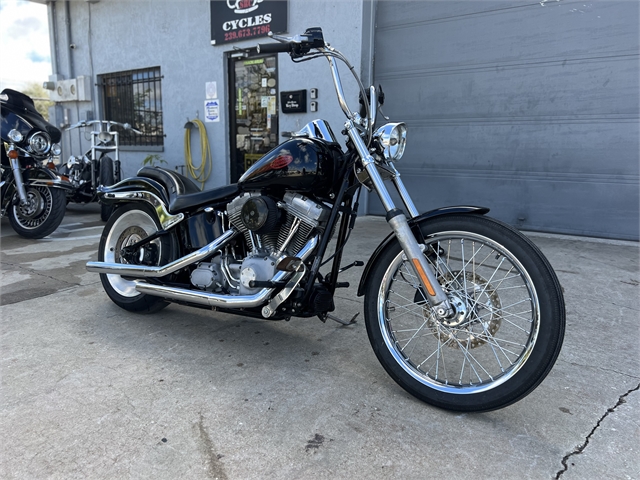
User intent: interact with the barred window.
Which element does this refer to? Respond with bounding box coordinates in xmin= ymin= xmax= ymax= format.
xmin=99 ymin=67 xmax=164 ymax=147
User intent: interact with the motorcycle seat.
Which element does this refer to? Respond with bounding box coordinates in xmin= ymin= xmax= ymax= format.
xmin=137 ymin=166 xmax=240 ymax=213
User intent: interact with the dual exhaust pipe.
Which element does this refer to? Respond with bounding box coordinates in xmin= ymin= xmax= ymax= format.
xmin=86 ymin=231 xmax=319 ymax=311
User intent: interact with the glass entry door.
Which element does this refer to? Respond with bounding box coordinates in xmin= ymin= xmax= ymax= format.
xmin=228 ymin=54 xmax=279 ymax=183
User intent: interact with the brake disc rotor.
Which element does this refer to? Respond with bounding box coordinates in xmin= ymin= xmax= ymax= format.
xmin=15 ymin=187 xmax=50 ymax=227
xmin=420 ymin=271 xmax=502 ymax=349
xmin=114 ymin=226 xmax=149 ymax=264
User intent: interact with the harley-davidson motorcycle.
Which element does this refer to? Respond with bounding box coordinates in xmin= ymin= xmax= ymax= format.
xmin=1 ymin=89 xmax=70 ymax=238
xmin=86 ymin=28 xmax=565 ymax=412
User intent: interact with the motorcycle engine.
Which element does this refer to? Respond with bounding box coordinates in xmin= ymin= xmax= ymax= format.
xmin=66 ymin=155 xmax=91 ymax=187
xmin=190 ymin=192 xmax=330 ymax=295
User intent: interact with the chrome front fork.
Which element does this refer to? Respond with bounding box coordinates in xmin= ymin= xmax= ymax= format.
xmin=9 ymin=153 xmax=28 ymax=205
xmin=345 ymin=122 xmax=453 ymax=317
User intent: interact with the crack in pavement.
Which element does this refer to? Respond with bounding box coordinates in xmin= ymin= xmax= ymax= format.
xmin=1 ymin=261 xmax=77 ymax=286
xmin=554 ymin=383 xmax=640 ymax=479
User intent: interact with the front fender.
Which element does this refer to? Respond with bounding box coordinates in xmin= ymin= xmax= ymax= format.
xmin=356 ymin=206 xmax=490 ymax=296
xmin=25 ymin=167 xmax=74 ymax=190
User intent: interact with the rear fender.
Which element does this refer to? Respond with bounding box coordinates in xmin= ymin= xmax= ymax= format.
xmin=99 ymin=177 xmax=184 ymax=231
xmin=356 ymin=206 xmax=490 ymax=296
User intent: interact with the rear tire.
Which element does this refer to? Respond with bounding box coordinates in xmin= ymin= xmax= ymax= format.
xmin=8 ymin=186 xmax=66 ymax=239
xmin=98 ymin=203 xmax=176 ymax=313
xmin=364 ymin=214 xmax=565 ymax=412
xmin=99 ymin=155 xmax=115 ymax=222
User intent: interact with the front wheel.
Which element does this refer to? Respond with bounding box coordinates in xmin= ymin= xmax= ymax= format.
xmin=99 ymin=155 xmax=115 ymax=222
xmin=364 ymin=214 xmax=565 ymax=412
xmin=8 ymin=186 xmax=66 ymax=239
xmin=98 ymin=203 xmax=176 ymax=313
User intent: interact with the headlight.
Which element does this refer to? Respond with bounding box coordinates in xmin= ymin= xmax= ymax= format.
xmin=373 ymin=122 xmax=407 ymax=162
xmin=98 ymin=131 xmax=113 ymax=143
xmin=51 ymin=143 xmax=62 ymax=156
xmin=8 ymin=129 xmax=23 ymax=143
xmin=28 ymin=132 xmax=51 ymax=155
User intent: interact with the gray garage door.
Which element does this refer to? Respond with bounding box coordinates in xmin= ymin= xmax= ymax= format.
xmin=372 ymin=0 xmax=639 ymax=240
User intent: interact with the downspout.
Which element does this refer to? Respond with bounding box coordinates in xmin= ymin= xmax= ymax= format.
xmin=47 ymin=1 xmax=59 ymax=76
xmin=65 ymin=0 xmax=75 ymax=79
xmin=64 ymin=0 xmax=81 ymax=153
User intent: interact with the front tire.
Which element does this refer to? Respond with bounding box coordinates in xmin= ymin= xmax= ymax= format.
xmin=364 ymin=214 xmax=565 ymax=412
xmin=98 ymin=203 xmax=175 ymax=313
xmin=99 ymin=155 xmax=115 ymax=222
xmin=8 ymin=186 xmax=66 ymax=239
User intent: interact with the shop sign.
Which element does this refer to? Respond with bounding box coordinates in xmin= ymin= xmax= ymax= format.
xmin=210 ymin=0 xmax=288 ymax=45
xmin=280 ymin=90 xmax=306 ymax=114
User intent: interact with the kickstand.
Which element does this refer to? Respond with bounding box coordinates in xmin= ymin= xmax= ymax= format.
xmin=326 ymin=312 xmax=359 ymax=326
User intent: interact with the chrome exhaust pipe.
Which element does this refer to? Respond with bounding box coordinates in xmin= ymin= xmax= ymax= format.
xmin=133 ymin=236 xmax=319 ymax=309
xmin=86 ymin=228 xmax=239 ymax=277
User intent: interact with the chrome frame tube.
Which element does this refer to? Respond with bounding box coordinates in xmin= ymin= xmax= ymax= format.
xmin=86 ymin=228 xmax=238 ymax=277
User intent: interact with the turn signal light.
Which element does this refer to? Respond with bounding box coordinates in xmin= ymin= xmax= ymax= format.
xmin=8 ymin=149 xmax=18 ymax=160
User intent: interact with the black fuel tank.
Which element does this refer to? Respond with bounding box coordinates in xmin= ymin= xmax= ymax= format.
xmin=238 ymin=138 xmax=341 ymax=195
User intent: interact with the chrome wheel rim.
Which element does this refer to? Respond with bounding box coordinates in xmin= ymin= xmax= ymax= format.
xmin=12 ymin=187 xmax=51 ymax=229
xmin=377 ymin=231 xmax=540 ymax=394
xmin=104 ymin=209 xmax=160 ymax=298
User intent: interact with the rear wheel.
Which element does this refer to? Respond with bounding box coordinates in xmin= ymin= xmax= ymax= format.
xmin=98 ymin=203 xmax=176 ymax=313
xmin=99 ymin=155 xmax=115 ymax=222
xmin=8 ymin=186 xmax=66 ymax=239
xmin=364 ymin=214 xmax=565 ymax=412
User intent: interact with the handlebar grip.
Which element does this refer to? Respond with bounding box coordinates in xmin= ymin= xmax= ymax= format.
xmin=257 ymin=42 xmax=293 ymax=54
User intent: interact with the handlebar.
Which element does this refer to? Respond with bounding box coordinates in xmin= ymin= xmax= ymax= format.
xmin=256 ymin=42 xmax=293 ymax=54
xmin=256 ymin=27 xmax=374 ymax=143
xmin=66 ymin=120 xmax=142 ymax=135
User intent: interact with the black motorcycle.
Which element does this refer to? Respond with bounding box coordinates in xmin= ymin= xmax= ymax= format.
xmin=86 ymin=28 xmax=565 ymax=412
xmin=60 ymin=120 xmax=141 ymax=221
xmin=1 ymin=89 xmax=70 ymax=238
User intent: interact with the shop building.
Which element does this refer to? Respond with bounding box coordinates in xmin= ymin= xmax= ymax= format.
xmin=40 ymin=0 xmax=638 ymax=239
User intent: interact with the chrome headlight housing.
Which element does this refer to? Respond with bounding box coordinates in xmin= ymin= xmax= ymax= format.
xmin=28 ymin=132 xmax=52 ymax=155
xmin=51 ymin=143 xmax=62 ymax=156
xmin=373 ymin=122 xmax=407 ymax=162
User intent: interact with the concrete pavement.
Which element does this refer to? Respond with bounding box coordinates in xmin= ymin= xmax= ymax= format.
xmin=1 ymin=204 xmax=638 ymax=479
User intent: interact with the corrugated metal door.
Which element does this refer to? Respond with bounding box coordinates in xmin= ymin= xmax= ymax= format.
xmin=372 ymin=1 xmax=639 ymax=240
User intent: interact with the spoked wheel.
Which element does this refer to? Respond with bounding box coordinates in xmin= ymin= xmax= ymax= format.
xmin=364 ymin=214 xmax=565 ymax=412
xmin=8 ymin=186 xmax=66 ymax=239
xmin=98 ymin=203 xmax=176 ymax=313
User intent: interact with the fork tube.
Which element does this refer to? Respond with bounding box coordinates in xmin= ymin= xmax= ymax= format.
xmin=388 ymin=162 xmax=419 ymax=219
xmin=345 ymin=121 xmax=451 ymax=313
xmin=9 ymin=157 xmax=28 ymax=204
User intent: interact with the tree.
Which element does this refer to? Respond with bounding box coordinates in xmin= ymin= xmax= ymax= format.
xmin=21 ymin=82 xmax=54 ymax=121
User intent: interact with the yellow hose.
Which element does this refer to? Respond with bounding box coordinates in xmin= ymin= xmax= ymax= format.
xmin=184 ymin=118 xmax=212 ymax=190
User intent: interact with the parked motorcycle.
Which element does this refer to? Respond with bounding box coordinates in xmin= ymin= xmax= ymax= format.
xmin=1 ymin=89 xmax=70 ymax=238
xmin=61 ymin=120 xmax=141 ymax=221
xmin=86 ymin=28 xmax=565 ymax=412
